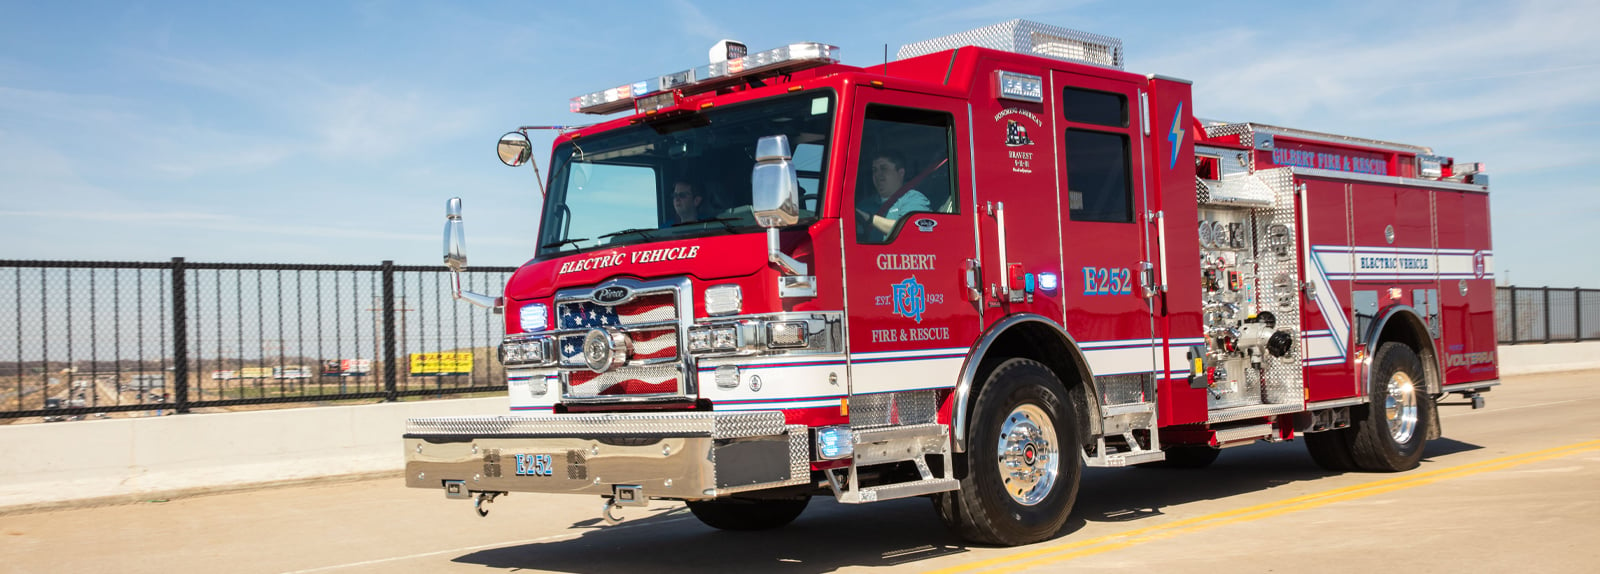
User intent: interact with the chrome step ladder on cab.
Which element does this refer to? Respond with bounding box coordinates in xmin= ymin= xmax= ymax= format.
xmin=824 ymin=390 xmax=958 ymax=503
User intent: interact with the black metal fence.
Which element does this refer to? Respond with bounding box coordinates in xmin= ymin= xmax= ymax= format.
xmin=1497 ymin=286 xmax=1600 ymax=344
xmin=1 ymin=258 xmax=515 ymax=421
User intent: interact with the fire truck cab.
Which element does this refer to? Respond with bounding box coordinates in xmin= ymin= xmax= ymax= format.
xmin=405 ymin=20 xmax=1497 ymax=546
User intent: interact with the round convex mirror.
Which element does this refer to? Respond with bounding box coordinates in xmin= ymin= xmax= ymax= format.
xmin=497 ymin=131 xmax=532 ymax=167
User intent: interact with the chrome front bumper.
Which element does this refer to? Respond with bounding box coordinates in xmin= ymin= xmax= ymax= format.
xmin=404 ymin=411 xmax=810 ymax=500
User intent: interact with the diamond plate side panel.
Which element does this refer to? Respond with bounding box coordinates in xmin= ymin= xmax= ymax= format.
xmin=713 ymin=425 xmax=814 ymax=496
xmin=1255 ymin=168 xmax=1304 ymax=405
xmin=896 ymin=19 xmax=1123 ymax=69
xmin=406 ymin=412 xmax=786 ymax=439
xmin=1097 ymin=373 xmax=1152 ymax=406
xmin=1203 ymin=122 xmax=1256 ymax=151
xmin=850 ymin=390 xmax=939 ymax=428
xmin=712 ymin=412 xmax=795 ymax=439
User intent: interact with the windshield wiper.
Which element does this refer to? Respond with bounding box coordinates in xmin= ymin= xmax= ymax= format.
xmin=597 ymin=228 xmax=658 ymax=240
xmin=668 ymin=217 xmax=739 ymax=232
xmin=540 ymin=238 xmax=589 ymax=250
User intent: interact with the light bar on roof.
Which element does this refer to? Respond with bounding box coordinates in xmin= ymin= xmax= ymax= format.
xmin=570 ymin=42 xmax=840 ymax=115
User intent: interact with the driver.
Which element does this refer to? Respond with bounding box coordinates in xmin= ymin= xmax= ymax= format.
xmin=670 ymin=180 xmax=710 ymax=224
xmin=856 ymin=151 xmax=930 ymax=241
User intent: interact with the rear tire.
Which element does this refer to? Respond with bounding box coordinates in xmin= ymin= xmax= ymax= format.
xmin=1347 ymin=342 xmax=1433 ymax=472
xmin=933 ymin=358 xmax=1082 ymax=546
xmin=686 ymin=496 xmax=810 ymax=531
xmin=1303 ymin=428 xmax=1359 ymax=471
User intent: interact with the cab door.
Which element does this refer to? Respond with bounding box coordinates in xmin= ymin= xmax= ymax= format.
xmin=841 ymin=89 xmax=980 ymax=398
xmin=1048 ymin=71 xmax=1158 ymax=400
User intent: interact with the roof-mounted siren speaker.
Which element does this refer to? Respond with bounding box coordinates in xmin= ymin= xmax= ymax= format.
xmin=896 ymin=19 xmax=1123 ymax=69
xmin=710 ymin=39 xmax=748 ymax=63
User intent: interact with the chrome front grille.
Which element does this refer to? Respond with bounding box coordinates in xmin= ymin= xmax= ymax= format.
xmin=550 ymin=278 xmax=693 ymax=403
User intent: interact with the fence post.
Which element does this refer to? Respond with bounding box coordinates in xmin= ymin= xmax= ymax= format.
xmin=382 ymin=261 xmax=398 ymax=402
xmin=1507 ymin=286 xmax=1518 ymax=344
xmin=1543 ymin=286 xmax=1552 ymax=344
xmin=1577 ymin=287 xmax=1584 ymax=342
xmin=170 ymin=257 xmax=190 ymax=414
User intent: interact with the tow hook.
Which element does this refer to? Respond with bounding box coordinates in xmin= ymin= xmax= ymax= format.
xmin=475 ymin=491 xmax=503 ymax=517
xmin=602 ymin=484 xmax=648 ymax=525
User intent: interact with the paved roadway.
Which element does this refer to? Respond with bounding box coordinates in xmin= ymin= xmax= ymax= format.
xmin=4 ymin=370 xmax=1598 ymax=573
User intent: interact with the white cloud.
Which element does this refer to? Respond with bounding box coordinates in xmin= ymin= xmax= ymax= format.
xmin=310 ymin=84 xmax=478 ymax=160
xmin=668 ymin=0 xmax=735 ymax=44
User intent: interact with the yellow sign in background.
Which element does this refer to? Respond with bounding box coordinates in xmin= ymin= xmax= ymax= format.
xmin=409 ymin=352 xmax=473 ymax=375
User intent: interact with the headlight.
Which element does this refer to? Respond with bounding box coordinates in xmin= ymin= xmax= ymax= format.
xmin=705 ymin=284 xmax=742 ymax=316
xmin=519 ymin=303 xmax=549 ymax=333
xmin=712 ymin=326 xmax=738 ymax=350
xmin=688 ymin=329 xmax=712 ymax=352
xmin=766 ymin=321 xmax=808 ymax=348
xmin=498 ymin=339 xmax=549 ymax=366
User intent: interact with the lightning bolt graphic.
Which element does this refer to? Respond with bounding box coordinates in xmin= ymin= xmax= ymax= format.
xmin=1168 ymin=102 xmax=1185 ymax=169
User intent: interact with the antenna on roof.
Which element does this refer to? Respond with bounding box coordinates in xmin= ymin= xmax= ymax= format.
xmin=882 ymin=44 xmax=888 ymax=75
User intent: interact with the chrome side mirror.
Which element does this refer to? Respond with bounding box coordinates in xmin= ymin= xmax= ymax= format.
xmin=750 ymin=136 xmax=811 ymax=295
xmin=751 ymin=135 xmax=800 ymax=228
xmin=444 ymin=197 xmax=467 ymax=272
xmin=498 ymin=131 xmax=532 ymax=167
xmin=441 ymin=198 xmax=499 ymax=311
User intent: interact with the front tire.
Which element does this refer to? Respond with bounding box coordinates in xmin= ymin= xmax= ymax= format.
xmin=686 ymin=496 xmax=810 ymax=531
xmin=934 ymin=358 xmax=1082 ymax=546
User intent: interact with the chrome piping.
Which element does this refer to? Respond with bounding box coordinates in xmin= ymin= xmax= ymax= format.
xmin=968 ymin=103 xmax=985 ymax=305
xmin=1289 ymin=167 xmax=1488 ymax=193
xmin=1306 ymin=396 xmax=1367 ymax=410
xmin=996 ymin=201 xmax=1011 ymax=300
xmin=952 ymin=313 xmax=1100 ymax=452
xmin=1441 ymin=380 xmax=1499 ymax=393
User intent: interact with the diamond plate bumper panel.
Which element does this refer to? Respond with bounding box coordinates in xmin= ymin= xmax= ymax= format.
xmin=405 ymin=412 xmax=806 ymax=500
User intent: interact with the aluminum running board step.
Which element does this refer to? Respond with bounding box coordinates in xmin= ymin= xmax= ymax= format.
xmin=1085 ymin=402 xmax=1166 ymax=467
xmin=1213 ymin=422 xmax=1276 ymax=446
xmin=826 ymin=423 xmax=957 ymax=504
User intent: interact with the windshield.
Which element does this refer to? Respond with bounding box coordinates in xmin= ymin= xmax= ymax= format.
xmin=539 ymin=91 xmax=836 ymax=258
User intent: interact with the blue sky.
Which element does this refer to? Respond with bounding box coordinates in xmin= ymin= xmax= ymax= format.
xmin=2 ymin=0 xmax=1596 ymax=287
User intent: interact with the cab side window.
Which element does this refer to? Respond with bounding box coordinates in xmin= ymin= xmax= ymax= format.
xmin=1062 ymin=87 xmax=1133 ymax=223
xmin=856 ymin=105 xmax=957 ymax=244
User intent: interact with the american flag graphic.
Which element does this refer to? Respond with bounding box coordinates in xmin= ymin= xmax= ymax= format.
xmin=557 ymin=293 xmax=681 ymax=397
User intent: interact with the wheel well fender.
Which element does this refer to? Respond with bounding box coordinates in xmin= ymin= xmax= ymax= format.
xmin=951 ymin=313 xmax=1099 ymax=453
xmin=1366 ymin=305 xmax=1442 ymax=394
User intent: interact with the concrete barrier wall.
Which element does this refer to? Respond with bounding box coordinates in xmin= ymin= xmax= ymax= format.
xmin=2 ymin=342 xmax=1595 ymax=512
xmin=1497 ymin=341 xmax=1600 ymax=376
xmin=0 ymin=396 xmax=506 ymax=511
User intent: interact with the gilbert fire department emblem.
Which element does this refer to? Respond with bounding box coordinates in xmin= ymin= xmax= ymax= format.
xmin=892 ymin=276 xmax=926 ymax=323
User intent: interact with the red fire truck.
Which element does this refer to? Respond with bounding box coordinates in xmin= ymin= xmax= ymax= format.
xmin=406 ymin=20 xmax=1497 ymax=546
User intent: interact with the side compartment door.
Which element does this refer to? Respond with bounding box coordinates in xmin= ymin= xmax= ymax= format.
xmin=1047 ymin=71 xmax=1157 ymax=403
xmin=842 ymin=90 xmax=980 ymax=402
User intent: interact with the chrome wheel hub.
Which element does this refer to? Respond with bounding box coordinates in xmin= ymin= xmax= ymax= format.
xmin=1385 ymin=371 xmax=1419 ymax=444
xmin=996 ymin=404 xmax=1059 ymax=506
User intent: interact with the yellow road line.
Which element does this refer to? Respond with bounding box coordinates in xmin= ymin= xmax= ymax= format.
xmin=929 ymin=439 xmax=1600 ymax=574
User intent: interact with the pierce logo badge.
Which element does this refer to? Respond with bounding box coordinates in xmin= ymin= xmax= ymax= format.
xmin=914 ymin=218 xmax=938 ymax=233
xmin=591 ymin=285 xmax=632 ymax=305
